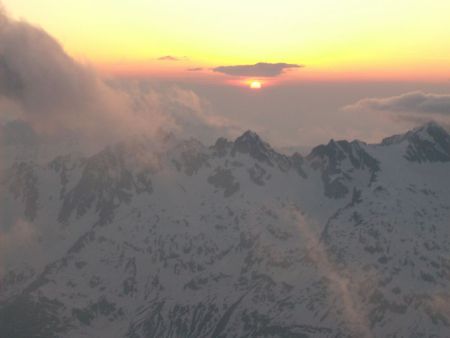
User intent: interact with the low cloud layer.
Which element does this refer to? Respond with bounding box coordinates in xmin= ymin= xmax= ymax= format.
xmin=343 ymin=91 xmax=450 ymax=127
xmin=213 ymin=62 xmax=302 ymax=77
xmin=0 ymin=8 xmax=237 ymax=156
xmin=344 ymin=91 xmax=450 ymax=115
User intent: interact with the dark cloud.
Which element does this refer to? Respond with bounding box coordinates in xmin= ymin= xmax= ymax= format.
xmin=213 ymin=62 xmax=302 ymax=77
xmin=158 ymin=55 xmax=181 ymax=61
xmin=187 ymin=67 xmax=203 ymax=71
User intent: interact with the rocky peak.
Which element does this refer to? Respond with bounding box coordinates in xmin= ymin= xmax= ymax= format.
xmin=307 ymin=139 xmax=379 ymax=198
xmin=416 ymin=121 xmax=449 ymax=138
xmin=210 ymin=137 xmax=233 ymax=157
xmin=232 ymin=130 xmax=280 ymax=166
xmin=307 ymin=139 xmax=347 ymax=167
xmin=307 ymin=139 xmax=377 ymax=172
xmin=382 ymin=122 xmax=450 ymax=162
xmin=382 ymin=121 xmax=448 ymax=145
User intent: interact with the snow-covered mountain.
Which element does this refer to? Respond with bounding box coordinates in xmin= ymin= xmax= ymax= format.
xmin=1 ymin=122 xmax=450 ymax=338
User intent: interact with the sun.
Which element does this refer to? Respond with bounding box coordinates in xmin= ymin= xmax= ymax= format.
xmin=250 ymin=80 xmax=262 ymax=89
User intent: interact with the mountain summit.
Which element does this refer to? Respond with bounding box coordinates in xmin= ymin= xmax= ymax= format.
xmin=382 ymin=121 xmax=450 ymax=162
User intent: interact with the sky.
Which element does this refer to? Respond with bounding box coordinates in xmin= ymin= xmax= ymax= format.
xmin=4 ymin=0 xmax=450 ymax=81
xmin=1 ymin=1 xmax=450 ymax=151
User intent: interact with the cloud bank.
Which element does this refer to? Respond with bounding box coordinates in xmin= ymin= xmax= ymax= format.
xmin=343 ymin=91 xmax=450 ymax=127
xmin=344 ymin=91 xmax=450 ymax=116
xmin=0 ymin=8 xmax=237 ymax=154
xmin=213 ymin=62 xmax=302 ymax=77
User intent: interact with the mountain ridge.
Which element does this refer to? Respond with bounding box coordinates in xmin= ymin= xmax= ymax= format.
xmin=1 ymin=121 xmax=450 ymax=337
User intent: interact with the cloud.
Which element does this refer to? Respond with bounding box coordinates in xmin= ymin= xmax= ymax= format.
xmin=0 ymin=119 xmax=38 ymax=145
xmin=343 ymin=91 xmax=450 ymax=127
xmin=158 ymin=55 xmax=179 ymax=61
xmin=112 ymin=81 xmax=239 ymax=144
xmin=187 ymin=67 xmax=203 ymax=71
xmin=213 ymin=62 xmax=302 ymax=77
xmin=0 ymin=8 xmax=134 ymax=143
xmin=344 ymin=91 xmax=450 ymax=115
xmin=0 ymin=9 xmax=237 ymax=156
xmin=0 ymin=217 xmax=40 ymax=280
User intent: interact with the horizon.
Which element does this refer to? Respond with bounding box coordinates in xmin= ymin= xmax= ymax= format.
xmin=1 ymin=2 xmax=450 ymax=150
xmin=4 ymin=1 xmax=450 ymax=82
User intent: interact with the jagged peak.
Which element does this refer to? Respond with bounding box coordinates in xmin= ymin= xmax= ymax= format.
xmin=307 ymin=136 xmax=379 ymax=175
xmin=230 ymin=130 xmax=295 ymax=170
xmin=381 ymin=121 xmax=449 ymax=146
xmin=234 ymin=130 xmax=265 ymax=145
xmin=307 ymin=138 xmax=365 ymax=160
xmin=233 ymin=130 xmax=274 ymax=158
xmin=380 ymin=121 xmax=450 ymax=162
xmin=415 ymin=121 xmax=449 ymax=140
xmin=422 ymin=120 xmax=445 ymax=130
xmin=414 ymin=120 xmax=447 ymax=132
xmin=213 ymin=137 xmax=231 ymax=147
xmin=210 ymin=137 xmax=232 ymax=157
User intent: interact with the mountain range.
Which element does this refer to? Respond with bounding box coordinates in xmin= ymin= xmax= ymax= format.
xmin=1 ymin=121 xmax=450 ymax=337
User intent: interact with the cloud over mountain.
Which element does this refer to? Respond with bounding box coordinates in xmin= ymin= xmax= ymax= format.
xmin=343 ymin=91 xmax=450 ymax=127
xmin=0 ymin=9 xmax=237 ymax=153
xmin=213 ymin=62 xmax=302 ymax=77
xmin=344 ymin=91 xmax=450 ymax=116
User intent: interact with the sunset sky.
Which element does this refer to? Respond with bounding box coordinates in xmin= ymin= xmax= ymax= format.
xmin=1 ymin=1 xmax=450 ymax=149
xmin=4 ymin=0 xmax=450 ymax=82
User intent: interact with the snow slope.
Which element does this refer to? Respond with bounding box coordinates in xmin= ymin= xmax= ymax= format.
xmin=1 ymin=122 xmax=450 ymax=337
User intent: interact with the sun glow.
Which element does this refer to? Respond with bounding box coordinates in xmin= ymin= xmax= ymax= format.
xmin=250 ymin=80 xmax=262 ymax=89
xmin=5 ymin=0 xmax=450 ymax=82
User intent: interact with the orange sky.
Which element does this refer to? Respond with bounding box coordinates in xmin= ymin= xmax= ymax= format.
xmin=4 ymin=0 xmax=450 ymax=84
